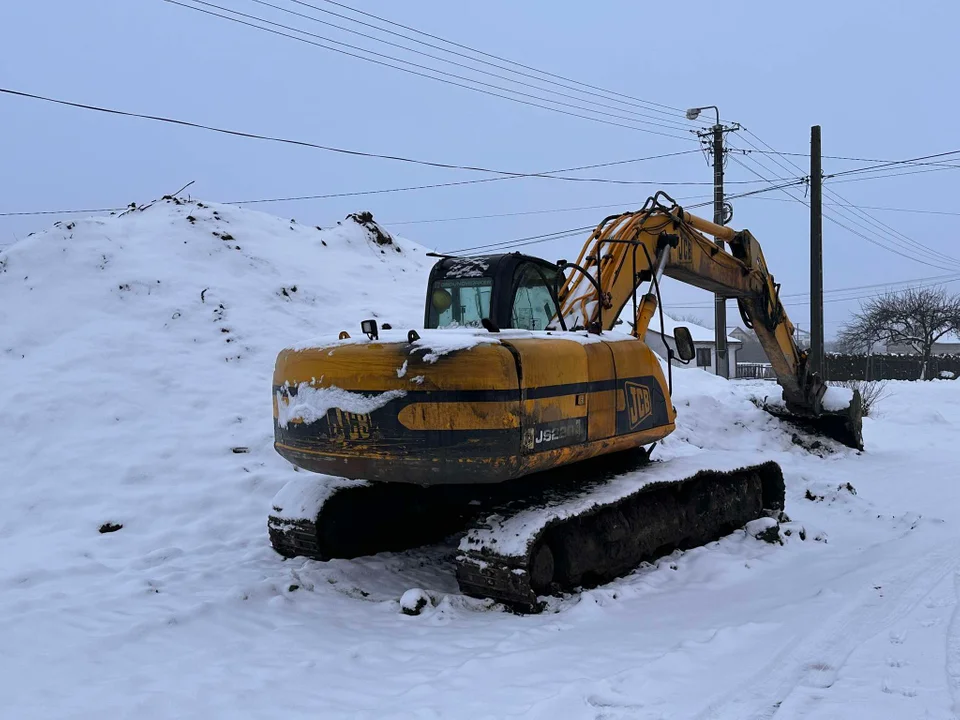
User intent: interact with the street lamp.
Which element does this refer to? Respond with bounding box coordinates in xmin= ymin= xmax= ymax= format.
xmin=685 ymin=105 xmax=721 ymax=125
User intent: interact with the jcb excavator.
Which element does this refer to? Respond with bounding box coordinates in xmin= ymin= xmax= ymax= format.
xmin=268 ymin=193 xmax=862 ymax=610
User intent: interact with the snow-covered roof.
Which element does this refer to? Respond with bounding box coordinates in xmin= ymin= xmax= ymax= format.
xmin=645 ymin=312 xmax=741 ymax=345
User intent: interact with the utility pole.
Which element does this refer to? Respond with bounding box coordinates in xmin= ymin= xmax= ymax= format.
xmin=711 ymin=122 xmax=727 ymax=377
xmin=810 ymin=125 xmax=824 ymax=375
xmin=687 ymin=105 xmax=740 ymax=377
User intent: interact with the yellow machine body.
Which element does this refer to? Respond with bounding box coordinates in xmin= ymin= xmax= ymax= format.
xmin=273 ymin=331 xmax=675 ymax=485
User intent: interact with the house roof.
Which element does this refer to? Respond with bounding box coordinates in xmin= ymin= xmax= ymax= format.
xmin=645 ymin=311 xmax=741 ymax=344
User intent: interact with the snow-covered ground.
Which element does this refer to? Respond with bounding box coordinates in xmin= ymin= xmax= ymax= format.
xmin=2 ymin=199 xmax=959 ymax=719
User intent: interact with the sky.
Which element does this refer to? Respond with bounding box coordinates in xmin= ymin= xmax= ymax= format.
xmin=2 ymin=0 xmax=958 ymax=338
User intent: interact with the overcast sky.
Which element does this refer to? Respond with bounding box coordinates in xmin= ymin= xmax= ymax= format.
xmin=2 ymin=0 xmax=957 ymax=337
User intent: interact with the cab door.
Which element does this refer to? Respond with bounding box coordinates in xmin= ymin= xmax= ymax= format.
xmin=508 ymin=261 xmax=616 ymax=446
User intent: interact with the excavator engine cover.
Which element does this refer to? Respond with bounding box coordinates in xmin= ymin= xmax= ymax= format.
xmin=273 ymin=330 xmax=676 ymax=486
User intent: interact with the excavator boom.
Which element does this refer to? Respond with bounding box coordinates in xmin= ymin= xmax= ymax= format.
xmin=557 ymin=193 xmax=862 ymax=448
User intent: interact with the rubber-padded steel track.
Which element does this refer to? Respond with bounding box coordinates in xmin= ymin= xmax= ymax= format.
xmin=269 ymin=482 xmax=483 ymax=561
xmin=269 ymin=453 xmax=785 ymax=613
xmin=268 ymin=449 xmax=656 ymax=562
xmin=456 ymin=462 xmax=785 ymax=611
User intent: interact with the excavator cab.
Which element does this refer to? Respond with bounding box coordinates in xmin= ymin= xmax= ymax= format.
xmin=424 ymin=253 xmax=564 ymax=331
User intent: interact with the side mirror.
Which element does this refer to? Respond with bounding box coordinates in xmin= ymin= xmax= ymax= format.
xmin=674 ymin=326 xmax=696 ymax=362
xmin=361 ymin=319 xmax=379 ymax=340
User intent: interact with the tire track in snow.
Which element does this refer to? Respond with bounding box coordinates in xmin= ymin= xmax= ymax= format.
xmin=692 ymin=539 xmax=960 ymax=720
xmin=945 ymin=570 xmax=960 ymax=715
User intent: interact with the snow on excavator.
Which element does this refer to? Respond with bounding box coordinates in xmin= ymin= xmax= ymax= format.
xmin=268 ymin=193 xmax=862 ymax=610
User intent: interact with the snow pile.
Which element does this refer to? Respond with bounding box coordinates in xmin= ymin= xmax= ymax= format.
xmin=399 ymin=587 xmax=431 ymax=616
xmin=822 ymin=385 xmax=855 ymax=412
xmin=0 ymin=198 xmax=432 ymax=548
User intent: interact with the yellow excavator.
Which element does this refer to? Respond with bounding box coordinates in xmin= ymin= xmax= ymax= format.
xmin=268 ymin=193 xmax=862 ymax=610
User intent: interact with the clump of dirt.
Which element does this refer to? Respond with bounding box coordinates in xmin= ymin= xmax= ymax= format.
xmin=346 ymin=211 xmax=397 ymax=248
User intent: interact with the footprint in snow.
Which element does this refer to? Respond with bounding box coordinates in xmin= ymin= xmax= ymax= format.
xmin=881 ymin=678 xmax=918 ymax=697
xmin=801 ymin=661 xmax=838 ymax=689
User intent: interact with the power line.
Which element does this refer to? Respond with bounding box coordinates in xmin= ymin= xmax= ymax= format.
xmin=727 ymin=137 xmax=960 ymax=272
xmin=245 ymin=0 xmax=701 ymax=133
xmin=0 ymin=205 xmax=127 ymax=218
xmin=306 ymin=0 xmax=695 ymax=124
xmin=825 ymin=149 xmax=960 ymax=177
xmin=669 ymin=273 xmax=960 ymax=310
xmin=229 ymin=149 xmax=707 ymax=204
xmin=743 ymin=196 xmax=960 ymax=217
xmin=439 ymin=180 xmax=829 ymax=256
xmin=165 ymin=0 xmax=697 ymax=141
xmin=389 ymin=193 xmax=714 ymax=227
xmin=826 ymin=165 xmax=959 ymax=185
xmin=736 ymin=130 xmax=960 ymax=271
xmin=452 ymin=225 xmax=596 ymax=255
xmin=387 ymin=199 xmax=698 ymax=226
xmin=0 ymin=87 xmax=727 ymax=187
xmin=738 ymin=147 xmax=960 ymax=165
xmin=0 ymin=149 xmax=731 ymax=219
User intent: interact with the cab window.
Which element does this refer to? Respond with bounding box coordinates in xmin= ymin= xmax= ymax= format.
xmin=511 ymin=263 xmax=561 ymax=331
xmin=427 ymin=277 xmax=493 ymax=328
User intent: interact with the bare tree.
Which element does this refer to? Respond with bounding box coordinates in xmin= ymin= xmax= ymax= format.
xmin=838 ymin=286 xmax=960 ymax=379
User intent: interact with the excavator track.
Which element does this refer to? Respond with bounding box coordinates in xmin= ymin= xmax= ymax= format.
xmin=268 ymin=449 xmax=657 ymax=563
xmin=456 ymin=461 xmax=785 ymax=611
xmin=269 ymin=452 xmax=785 ymax=613
xmin=268 ymin=480 xmax=484 ymax=561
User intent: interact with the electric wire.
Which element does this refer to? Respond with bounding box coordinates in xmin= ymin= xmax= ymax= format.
xmin=304 ymin=0 xmax=696 ymax=123
xmin=742 ymin=196 xmax=960 ymax=217
xmin=732 ymin=151 xmax=960 ymax=273
xmin=0 ymin=88 xmax=724 ymax=186
xmin=739 ymin=147 xmax=960 ymax=165
xmin=165 ymin=0 xmax=697 ymax=140
xmin=736 ymin=130 xmax=960 ymax=270
xmin=826 ymin=165 xmax=960 ymax=185
xmin=245 ymin=0 xmax=702 ymax=133
xmin=669 ymin=273 xmax=960 ymax=310
xmin=727 ymin=137 xmax=960 ymax=271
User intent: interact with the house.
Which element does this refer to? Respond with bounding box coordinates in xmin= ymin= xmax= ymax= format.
xmin=643 ymin=313 xmax=741 ymax=376
xmin=729 ymin=326 xmax=767 ymax=363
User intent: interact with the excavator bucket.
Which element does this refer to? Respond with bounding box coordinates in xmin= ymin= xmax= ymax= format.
xmin=815 ymin=389 xmax=864 ymax=450
xmin=770 ymin=387 xmax=864 ymax=451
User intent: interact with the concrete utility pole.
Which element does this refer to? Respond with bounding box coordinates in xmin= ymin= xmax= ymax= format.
xmin=711 ymin=122 xmax=727 ymax=377
xmin=810 ymin=125 xmax=825 ymax=375
xmin=686 ymin=105 xmax=740 ymax=377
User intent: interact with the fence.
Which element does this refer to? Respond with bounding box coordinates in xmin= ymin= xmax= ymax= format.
xmin=824 ymin=353 xmax=960 ymax=381
xmin=736 ymin=362 xmax=777 ymax=380
xmin=737 ymin=354 xmax=960 ymax=381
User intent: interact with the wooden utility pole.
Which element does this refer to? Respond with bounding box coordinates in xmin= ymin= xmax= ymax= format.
xmin=810 ymin=125 xmax=824 ymax=375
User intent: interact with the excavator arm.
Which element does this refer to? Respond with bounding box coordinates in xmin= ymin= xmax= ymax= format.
xmin=558 ymin=193 xmax=862 ymax=449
